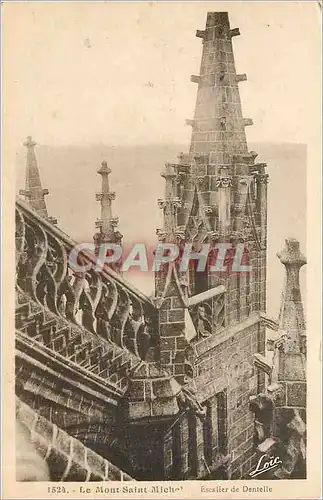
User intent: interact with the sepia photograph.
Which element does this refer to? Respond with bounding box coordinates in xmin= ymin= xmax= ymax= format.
xmin=1 ymin=1 xmax=321 ymax=498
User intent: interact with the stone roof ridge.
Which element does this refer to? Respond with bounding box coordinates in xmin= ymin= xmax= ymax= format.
xmin=16 ymin=397 xmax=133 ymax=481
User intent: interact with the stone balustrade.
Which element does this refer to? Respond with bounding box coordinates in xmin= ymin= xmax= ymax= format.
xmin=16 ymin=197 xmax=157 ymax=360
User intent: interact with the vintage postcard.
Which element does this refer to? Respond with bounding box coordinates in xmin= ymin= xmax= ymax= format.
xmin=1 ymin=1 xmax=322 ymax=499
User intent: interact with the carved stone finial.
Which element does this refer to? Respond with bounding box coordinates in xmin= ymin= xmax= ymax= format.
xmin=277 ymin=238 xmax=306 ymax=268
xmin=156 ymin=228 xmax=167 ymax=242
xmin=97 ymin=160 xmax=111 ymax=176
xmin=94 ymin=160 xmax=123 ymax=264
xmin=23 ymin=136 xmax=37 ymax=149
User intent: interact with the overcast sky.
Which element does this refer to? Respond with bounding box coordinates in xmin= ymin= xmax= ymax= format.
xmin=4 ymin=2 xmax=321 ymax=152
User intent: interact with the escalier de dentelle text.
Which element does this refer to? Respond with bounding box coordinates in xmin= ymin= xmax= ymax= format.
xmin=79 ymin=484 xmax=274 ymax=495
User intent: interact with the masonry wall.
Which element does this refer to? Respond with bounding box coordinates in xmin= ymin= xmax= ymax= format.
xmin=162 ymin=318 xmax=266 ymax=479
xmin=15 ymin=346 xmax=136 ymax=475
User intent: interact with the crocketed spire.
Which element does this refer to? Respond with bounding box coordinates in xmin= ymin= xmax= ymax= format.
xmin=19 ymin=136 xmax=56 ymax=224
xmin=189 ymin=12 xmax=251 ymax=165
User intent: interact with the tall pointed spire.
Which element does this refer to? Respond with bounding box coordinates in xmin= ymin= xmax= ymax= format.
xmin=157 ymin=12 xmax=269 ymax=321
xmin=269 ymin=238 xmax=306 ymax=405
xmin=276 ymin=238 xmax=307 ymax=358
xmin=19 ymin=136 xmax=56 ymax=223
xmin=94 ymin=161 xmax=123 ymax=268
xmin=174 ymin=11 xmax=263 ymax=239
xmin=251 ymin=239 xmax=307 ymax=479
xmin=189 ymin=12 xmax=250 ymax=164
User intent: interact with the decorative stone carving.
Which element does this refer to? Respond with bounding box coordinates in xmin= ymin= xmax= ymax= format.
xmin=257 ymin=174 xmax=269 ymax=184
xmin=175 ymin=225 xmax=186 ymax=241
xmin=196 ymin=29 xmax=206 ymax=39
xmin=176 ymin=172 xmax=186 ymax=184
xmin=185 ymin=119 xmax=196 ymax=128
xmin=157 ymin=198 xmax=182 ymax=210
xmin=233 ymin=203 xmax=244 ymax=213
xmin=243 ymin=118 xmax=253 ymax=127
xmin=203 ymin=205 xmax=216 ymax=215
xmin=229 ymin=230 xmax=245 ymax=242
xmin=233 ymin=151 xmax=258 ymax=165
xmin=111 ymin=217 xmax=119 ymax=227
xmin=189 ymin=292 xmax=225 ymax=340
xmin=95 ymin=192 xmax=116 ymax=202
xmin=16 ymin=201 xmax=156 ymax=360
xmin=207 ymin=231 xmax=219 ymax=241
xmin=95 ymin=216 xmax=119 ymax=229
xmin=156 ymin=228 xmax=167 ymax=242
xmin=236 ymin=73 xmax=247 ymax=83
xmin=229 ymin=27 xmax=240 ymax=37
xmin=177 ymin=387 xmax=206 ymax=419
xmin=215 ymin=177 xmax=232 ymax=188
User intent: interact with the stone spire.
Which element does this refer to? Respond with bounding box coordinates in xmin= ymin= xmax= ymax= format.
xmin=157 ymin=12 xmax=268 ymax=319
xmin=176 ymin=11 xmax=263 ymax=238
xmin=19 ymin=136 xmax=57 ymax=223
xmin=269 ymin=238 xmax=306 ymax=406
xmin=189 ymin=11 xmax=250 ymax=165
xmin=277 ymin=238 xmax=306 ymax=351
xmin=271 ymin=238 xmax=307 ymax=389
xmin=250 ymin=239 xmax=307 ymax=479
xmin=93 ymin=161 xmax=123 ymax=264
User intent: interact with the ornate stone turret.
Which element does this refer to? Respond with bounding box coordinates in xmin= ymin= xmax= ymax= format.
xmin=269 ymin=238 xmax=306 ymax=425
xmin=250 ymin=238 xmax=306 ymax=479
xmin=155 ymin=162 xmax=187 ymax=299
xmin=157 ymin=12 xmax=268 ymax=325
xmin=93 ymin=161 xmax=123 ymax=271
xmin=19 ymin=136 xmax=57 ymax=224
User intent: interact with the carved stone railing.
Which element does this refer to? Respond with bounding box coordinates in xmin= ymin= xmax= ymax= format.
xmin=15 ymin=198 xmax=157 ymax=360
xmin=188 ymin=286 xmax=226 ymax=339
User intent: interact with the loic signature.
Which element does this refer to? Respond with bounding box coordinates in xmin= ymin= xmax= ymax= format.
xmin=249 ymin=454 xmax=282 ymax=478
